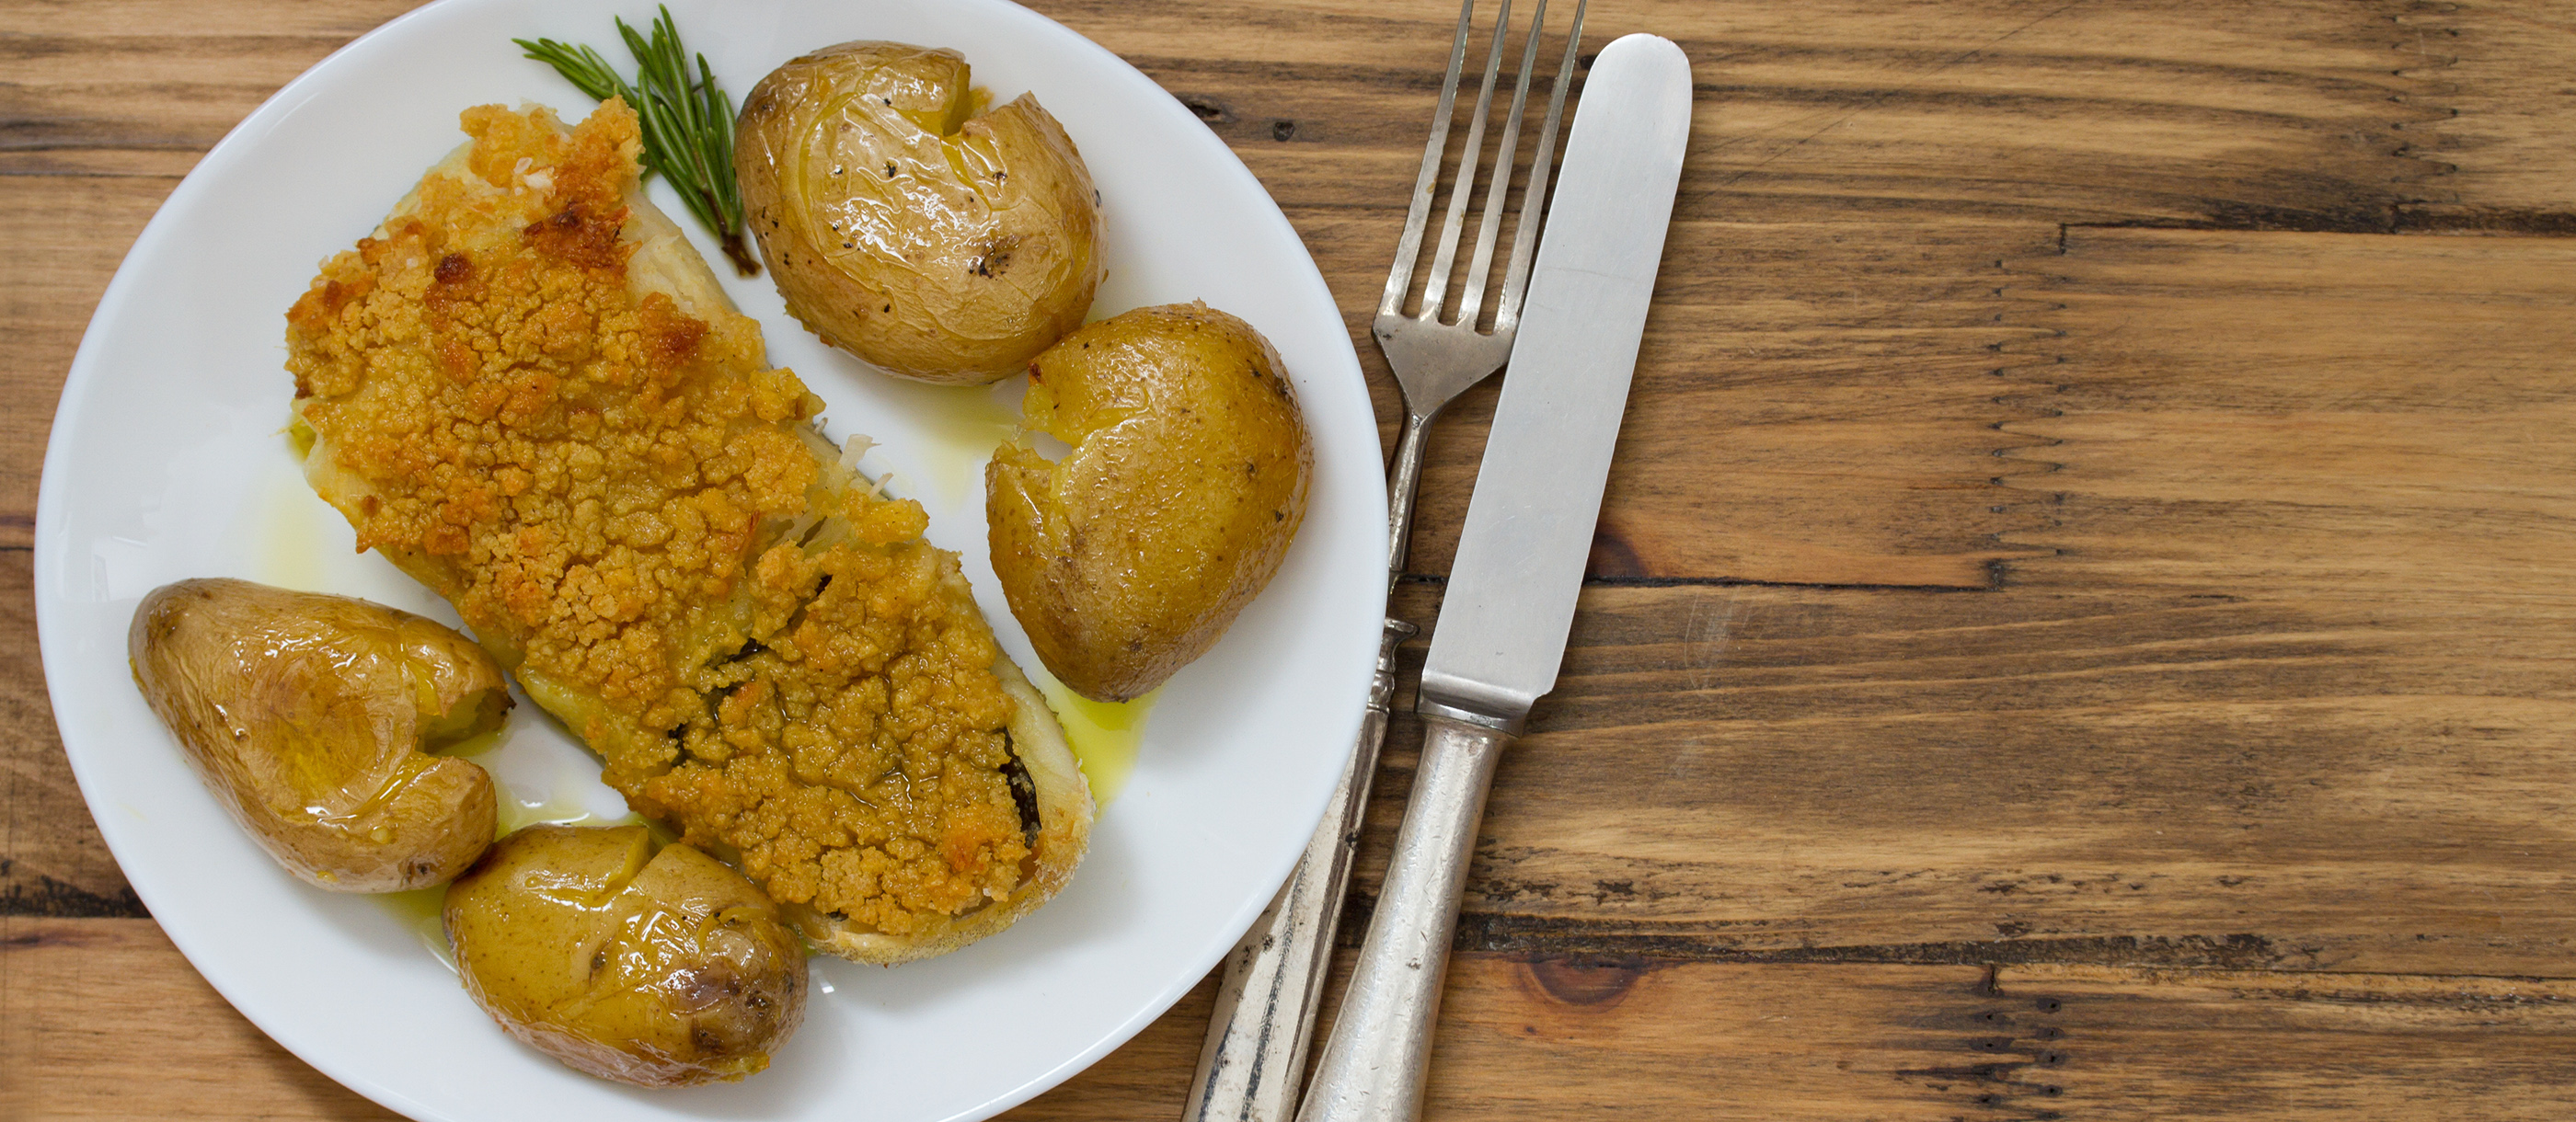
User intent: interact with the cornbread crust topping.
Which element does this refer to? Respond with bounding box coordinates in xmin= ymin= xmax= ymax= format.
xmin=287 ymin=101 xmax=1034 ymax=935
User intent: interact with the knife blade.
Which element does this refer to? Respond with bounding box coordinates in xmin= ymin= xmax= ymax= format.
xmin=1293 ymin=32 xmax=1692 ymax=1122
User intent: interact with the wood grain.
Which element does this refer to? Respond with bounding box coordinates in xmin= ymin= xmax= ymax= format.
xmin=1433 ymin=957 xmax=2576 ymax=1121
xmin=17 ymin=920 xmax=2576 ymax=1122
xmin=0 ymin=550 xmax=134 ymax=917
xmin=0 ymin=918 xmax=404 ymax=1121
xmin=0 ymin=177 xmax=168 ymax=550
xmin=1365 ymin=578 xmax=2576 ymax=979
xmin=1339 ymin=230 xmax=2576 ymax=980
xmin=2397 ymin=0 xmax=2576 ymax=227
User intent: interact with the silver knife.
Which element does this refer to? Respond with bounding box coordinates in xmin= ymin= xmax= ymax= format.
xmin=1292 ymin=32 xmax=1693 ymax=1122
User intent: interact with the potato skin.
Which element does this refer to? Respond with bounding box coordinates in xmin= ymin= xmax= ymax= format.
xmin=987 ymin=303 xmax=1311 ymax=701
xmin=126 ymin=578 xmax=504 ymax=891
xmin=444 ymin=825 xmax=807 ymax=1087
xmin=735 ymin=41 xmax=1102 ymax=384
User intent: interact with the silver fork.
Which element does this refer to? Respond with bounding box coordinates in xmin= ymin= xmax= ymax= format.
xmin=1182 ymin=5 xmax=1584 ymax=1120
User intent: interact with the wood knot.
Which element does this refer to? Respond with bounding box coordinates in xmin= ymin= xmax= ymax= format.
xmin=1586 ymin=524 xmax=1646 ymax=578
xmin=1522 ymin=955 xmax=1646 ymax=1007
xmin=1175 ymin=93 xmax=1234 ymax=123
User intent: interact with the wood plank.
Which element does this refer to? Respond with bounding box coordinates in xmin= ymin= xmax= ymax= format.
xmin=1353 ymin=231 xmax=2576 ymax=967
xmin=0 ymin=176 xmax=173 ymax=549
xmin=0 ymin=0 xmax=411 ymax=37
xmin=2397 ymin=1 xmax=2576 ymax=226
xmin=0 ymin=40 xmax=387 ymax=180
xmin=1365 ymin=230 xmax=2576 ymax=977
xmin=21 ymin=919 xmax=2576 ymax=1122
xmin=1432 ymin=957 xmax=2576 ymax=1121
xmin=1062 ymin=0 xmax=2438 ymax=226
xmin=0 ymin=917 xmax=403 ymax=1121
xmin=0 ymin=550 xmax=135 ymax=917
xmin=2013 ymin=963 xmax=2576 ymax=1119
xmin=1423 ymin=956 xmax=2010 ymax=1121
xmin=1363 ymin=578 xmax=2576 ymax=979
xmin=2000 ymin=228 xmax=2576 ymax=601
xmin=0 ymin=3 xmax=420 ymax=177
xmin=1433 ymin=227 xmax=2575 ymax=974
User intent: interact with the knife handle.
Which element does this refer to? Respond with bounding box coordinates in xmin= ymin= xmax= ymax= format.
xmin=1294 ymin=716 xmax=1510 ymax=1122
xmin=1186 ymin=617 xmax=1417 ymax=1122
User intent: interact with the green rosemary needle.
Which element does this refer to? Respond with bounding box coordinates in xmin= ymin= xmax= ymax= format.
xmin=514 ymin=6 xmax=758 ymax=276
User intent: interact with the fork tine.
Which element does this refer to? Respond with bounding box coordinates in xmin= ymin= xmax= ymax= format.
xmin=1454 ymin=0 xmax=1550 ymax=329
xmin=1494 ymin=0 xmax=1585 ymax=334
xmin=1378 ymin=0 xmax=1479 ymax=320
xmin=1416 ymin=0 xmax=1513 ymax=321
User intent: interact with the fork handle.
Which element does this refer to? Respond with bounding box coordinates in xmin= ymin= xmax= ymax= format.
xmin=1382 ymin=409 xmax=1438 ymax=586
xmin=1184 ymin=616 xmax=1415 ymax=1122
xmin=1184 ymin=395 xmax=1447 ymax=1121
xmin=1293 ymin=716 xmax=1510 ymax=1122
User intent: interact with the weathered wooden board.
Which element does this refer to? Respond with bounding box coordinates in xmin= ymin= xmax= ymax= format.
xmin=0 ymin=550 xmax=134 ymax=917
xmin=2000 ymin=230 xmax=2576 ymax=620
xmin=1432 ymin=958 xmax=2576 ymax=1121
xmin=1078 ymin=0 xmax=2437 ymax=225
xmin=2018 ymin=964 xmax=2576 ymax=1120
xmin=1363 ymin=578 xmax=2576 ymax=980
xmin=0 ymin=176 xmax=170 ymax=549
xmin=0 ymin=917 xmax=404 ymax=1121
xmin=16 ymin=920 xmax=2576 ymax=1121
xmin=0 ymin=2 xmax=415 ymax=178
xmin=1317 ymin=228 xmax=2576 ymax=981
xmin=2398 ymin=0 xmax=2576 ymax=227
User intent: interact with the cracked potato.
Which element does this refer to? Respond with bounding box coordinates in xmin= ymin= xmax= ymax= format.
xmin=735 ymin=41 xmax=1102 ymax=384
xmin=987 ymin=303 xmax=1311 ymax=702
xmin=127 ymin=578 xmax=505 ymax=892
xmin=444 ymin=824 xmax=807 ymax=1086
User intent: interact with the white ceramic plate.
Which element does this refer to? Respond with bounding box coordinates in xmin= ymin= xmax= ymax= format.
xmin=29 ymin=1 xmax=1383 ymax=1118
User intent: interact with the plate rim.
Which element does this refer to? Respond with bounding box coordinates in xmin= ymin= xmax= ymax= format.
xmin=29 ymin=1 xmax=1385 ymax=1117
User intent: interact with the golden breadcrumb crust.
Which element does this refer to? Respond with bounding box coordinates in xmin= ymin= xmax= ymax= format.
xmin=286 ymin=101 xmax=1035 ymax=935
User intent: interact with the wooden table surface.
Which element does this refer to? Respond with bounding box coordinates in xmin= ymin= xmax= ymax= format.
xmin=12 ymin=0 xmax=2576 ymax=1117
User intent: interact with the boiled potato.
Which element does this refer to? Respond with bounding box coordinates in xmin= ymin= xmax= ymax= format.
xmin=735 ymin=40 xmax=1102 ymax=384
xmin=987 ymin=303 xmax=1311 ymax=701
xmin=127 ymin=578 xmax=504 ymax=891
xmin=444 ymin=825 xmax=807 ymax=1087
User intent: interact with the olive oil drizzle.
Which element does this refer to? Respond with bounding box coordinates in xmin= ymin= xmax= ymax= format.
xmin=1031 ymin=674 xmax=1156 ymax=806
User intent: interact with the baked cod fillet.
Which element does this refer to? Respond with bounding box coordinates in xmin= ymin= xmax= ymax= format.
xmin=284 ymin=100 xmax=1090 ymax=963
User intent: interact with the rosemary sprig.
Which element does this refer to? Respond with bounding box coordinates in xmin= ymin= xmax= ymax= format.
xmin=514 ymin=6 xmax=758 ymax=276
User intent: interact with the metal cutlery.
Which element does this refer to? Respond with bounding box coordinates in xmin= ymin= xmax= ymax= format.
xmin=1183 ymin=4 xmax=1585 ymax=1121
xmin=1294 ymin=32 xmax=1695 ymax=1122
